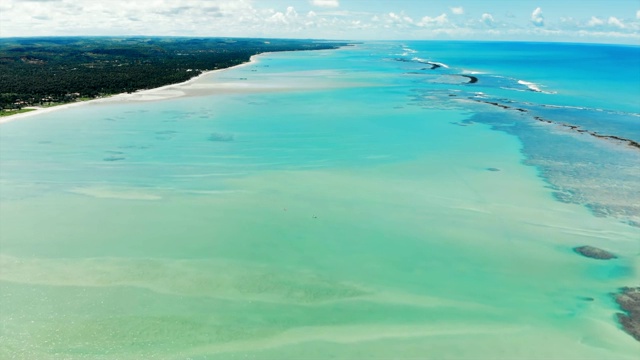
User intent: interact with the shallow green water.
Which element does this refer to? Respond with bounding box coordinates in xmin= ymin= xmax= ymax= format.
xmin=0 ymin=44 xmax=639 ymax=359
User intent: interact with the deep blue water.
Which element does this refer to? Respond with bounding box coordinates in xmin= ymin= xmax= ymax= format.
xmin=404 ymin=41 xmax=640 ymax=113
xmin=394 ymin=41 xmax=640 ymax=226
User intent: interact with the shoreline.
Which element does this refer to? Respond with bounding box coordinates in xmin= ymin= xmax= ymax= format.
xmin=0 ymin=53 xmax=265 ymax=124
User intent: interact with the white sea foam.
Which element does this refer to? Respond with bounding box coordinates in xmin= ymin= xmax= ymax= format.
xmin=428 ymin=61 xmax=449 ymax=68
xmin=518 ymin=80 xmax=543 ymax=92
xmin=500 ymin=87 xmax=527 ymax=92
xmin=462 ymin=70 xmax=484 ymax=75
xmin=517 ymin=79 xmax=557 ymax=94
xmin=543 ymin=104 xmax=589 ymax=110
xmin=411 ymin=57 xmax=450 ymax=68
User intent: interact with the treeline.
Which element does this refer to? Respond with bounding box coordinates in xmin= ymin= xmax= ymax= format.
xmin=0 ymin=37 xmax=347 ymax=110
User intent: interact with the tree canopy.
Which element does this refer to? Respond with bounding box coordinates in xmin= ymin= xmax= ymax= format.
xmin=0 ymin=37 xmax=347 ymax=110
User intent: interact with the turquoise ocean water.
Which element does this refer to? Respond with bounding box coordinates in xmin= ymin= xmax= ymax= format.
xmin=1 ymin=42 xmax=639 ymax=359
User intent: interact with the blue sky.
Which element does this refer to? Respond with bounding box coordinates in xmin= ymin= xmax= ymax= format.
xmin=1 ymin=0 xmax=639 ymax=44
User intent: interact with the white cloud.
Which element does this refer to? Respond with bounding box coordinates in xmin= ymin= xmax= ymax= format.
xmin=267 ymin=11 xmax=287 ymax=24
xmin=450 ymin=7 xmax=464 ymax=15
xmin=531 ymin=7 xmax=544 ymax=27
xmin=481 ymin=13 xmax=494 ymax=26
xmin=419 ymin=13 xmax=448 ymax=27
xmin=588 ymin=16 xmax=604 ymax=27
xmin=387 ymin=12 xmax=414 ymax=26
xmin=286 ymin=6 xmax=298 ymax=19
xmin=607 ymin=16 xmax=624 ymax=29
xmin=0 ymin=1 xmax=13 ymax=12
xmin=637 ymin=10 xmax=640 ymax=20
xmin=310 ymin=0 xmax=339 ymax=8
xmin=560 ymin=17 xmax=575 ymax=24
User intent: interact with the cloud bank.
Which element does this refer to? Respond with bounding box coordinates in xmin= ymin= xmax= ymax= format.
xmin=450 ymin=7 xmax=464 ymax=15
xmin=0 ymin=0 xmax=638 ymax=44
xmin=310 ymin=0 xmax=339 ymax=8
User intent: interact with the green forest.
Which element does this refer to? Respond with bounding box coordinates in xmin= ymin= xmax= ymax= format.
xmin=0 ymin=37 xmax=347 ymax=111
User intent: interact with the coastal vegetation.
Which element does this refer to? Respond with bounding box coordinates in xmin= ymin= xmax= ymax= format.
xmin=0 ymin=37 xmax=346 ymax=111
xmin=0 ymin=108 xmax=35 ymax=117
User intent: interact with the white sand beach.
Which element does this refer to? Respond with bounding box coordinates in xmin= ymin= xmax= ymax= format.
xmin=0 ymin=54 xmax=264 ymax=124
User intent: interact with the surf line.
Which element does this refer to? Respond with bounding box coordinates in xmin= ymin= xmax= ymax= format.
xmin=473 ymin=99 xmax=640 ymax=151
xmin=394 ymin=57 xmax=449 ymax=70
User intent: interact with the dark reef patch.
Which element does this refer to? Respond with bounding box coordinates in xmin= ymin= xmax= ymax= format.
xmin=208 ymin=133 xmax=234 ymax=142
xmin=395 ymin=58 xmax=442 ymax=69
xmin=103 ymin=156 xmax=125 ymax=162
xmin=449 ymin=121 xmax=469 ymax=127
xmin=473 ymin=99 xmax=640 ymax=151
xmin=573 ymin=245 xmax=617 ymax=260
xmin=614 ymin=287 xmax=640 ymax=342
xmin=461 ymin=75 xmax=478 ymax=84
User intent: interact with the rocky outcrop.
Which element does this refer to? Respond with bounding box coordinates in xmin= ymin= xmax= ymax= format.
xmin=573 ymin=245 xmax=617 ymax=260
xmin=614 ymin=287 xmax=640 ymax=342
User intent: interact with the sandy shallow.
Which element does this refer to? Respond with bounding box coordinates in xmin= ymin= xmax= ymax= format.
xmin=1 ymin=42 xmax=638 ymax=359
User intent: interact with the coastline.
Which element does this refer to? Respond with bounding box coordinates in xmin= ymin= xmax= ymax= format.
xmin=0 ymin=40 xmax=639 ymax=358
xmin=0 ymin=53 xmax=264 ymax=125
